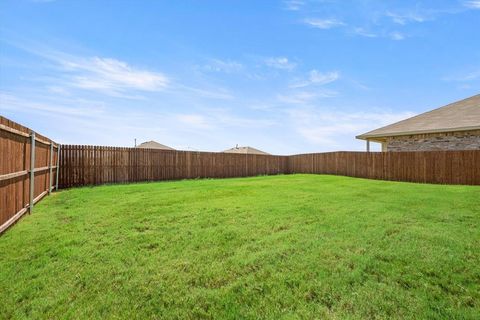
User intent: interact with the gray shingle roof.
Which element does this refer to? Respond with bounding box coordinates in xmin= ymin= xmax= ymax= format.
xmin=357 ymin=94 xmax=480 ymax=140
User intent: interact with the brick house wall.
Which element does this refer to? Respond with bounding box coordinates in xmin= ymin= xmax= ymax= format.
xmin=386 ymin=130 xmax=480 ymax=151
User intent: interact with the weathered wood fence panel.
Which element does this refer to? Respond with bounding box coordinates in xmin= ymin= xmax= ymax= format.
xmin=59 ymin=145 xmax=289 ymax=188
xmin=288 ymin=151 xmax=480 ymax=185
xmin=0 ymin=116 xmax=59 ymax=234
xmin=59 ymin=146 xmax=480 ymax=188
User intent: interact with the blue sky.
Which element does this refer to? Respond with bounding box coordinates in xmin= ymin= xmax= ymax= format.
xmin=1 ymin=0 xmax=479 ymax=154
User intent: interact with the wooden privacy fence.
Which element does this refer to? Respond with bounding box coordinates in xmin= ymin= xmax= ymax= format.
xmin=1 ymin=116 xmax=479 ymax=234
xmin=58 ymin=146 xmax=480 ymax=188
xmin=0 ymin=116 xmax=60 ymax=233
xmin=288 ymin=151 xmax=480 ymax=185
xmin=59 ymin=145 xmax=288 ymax=188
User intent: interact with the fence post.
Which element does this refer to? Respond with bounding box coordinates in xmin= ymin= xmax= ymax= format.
xmin=55 ymin=144 xmax=61 ymax=190
xmin=29 ymin=132 xmax=36 ymax=213
xmin=49 ymin=143 xmax=54 ymax=194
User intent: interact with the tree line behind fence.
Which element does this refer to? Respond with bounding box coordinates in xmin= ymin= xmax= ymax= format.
xmin=1 ymin=115 xmax=479 ymax=234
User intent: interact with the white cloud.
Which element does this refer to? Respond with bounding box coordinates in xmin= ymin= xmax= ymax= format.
xmin=180 ymin=85 xmax=235 ymax=100
xmin=352 ymin=28 xmax=406 ymax=41
xmin=290 ymin=70 xmax=340 ymax=88
xmin=2 ymin=43 xmax=169 ymax=97
xmin=464 ymin=1 xmax=480 ymax=9
xmin=389 ymin=31 xmax=406 ymax=41
xmin=352 ymin=27 xmax=378 ymax=38
xmin=309 ymin=70 xmax=340 ymax=84
xmin=303 ymin=18 xmax=345 ymax=29
xmin=442 ymin=69 xmax=480 ymax=82
xmin=265 ymin=57 xmax=297 ymax=70
xmin=60 ymin=56 xmax=169 ymax=94
xmin=1 ymin=90 xmax=276 ymax=149
xmin=46 ymin=85 xmax=70 ymax=95
xmin=0 ymin=91 xmax=105 ymax=117
xmin=289 ymin=108 xmax=416 ymax=147
xmin=277 ymin=91 xmax=317 ymax=104
xmin=201 ymin=59 xmax=243 ymax=73
xmin=176 ymin=109 xmax=277 ymax=130
xmin=386 ymin=11 xmax=427 ymax=25
xmin=177 ymin=114 xmax=212 ymax=129
xmin=283 ymin=0 xmax=305 ymax=11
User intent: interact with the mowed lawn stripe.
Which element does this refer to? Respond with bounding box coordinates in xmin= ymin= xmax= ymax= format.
xmin=1 ymin=174 xmax=479 ymax=319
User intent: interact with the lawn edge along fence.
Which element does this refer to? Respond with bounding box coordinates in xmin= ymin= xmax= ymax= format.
xmin=0 ymin=116 xmax=60 ymax=234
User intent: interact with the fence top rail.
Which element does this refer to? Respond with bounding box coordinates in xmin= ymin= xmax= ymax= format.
xmin=60 ymin=145 xmax=480 ymax=158
xmin=60 ymin=144 xmax=287 ymax=157
xmin=0 ymin=116 xmax=58 ymax=147
xmin=291 ymin=150 xmax=480 ymax=157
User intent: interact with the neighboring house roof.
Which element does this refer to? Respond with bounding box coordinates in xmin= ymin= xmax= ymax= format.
xmin=223 ymin=145 xmax=270 ymax=155
xmin=357 ymin=94 xmax=480 ymax=141
xmin=136 ymin=140 xmax=175 ymax=150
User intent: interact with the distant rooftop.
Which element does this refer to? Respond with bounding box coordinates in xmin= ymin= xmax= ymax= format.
xmin=136 ymin=140 xmax=175 ymax=150
xmin=223 ymin=145 xmax=270 ymax=155
xmin=357 ymin=94 xmax=480 ymax=141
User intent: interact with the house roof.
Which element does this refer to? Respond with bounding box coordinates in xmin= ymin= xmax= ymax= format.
xmin=136 ymin=140 xmax=175 ymax=150
xmin=223 ymin=146 xmax=270 ymax=155
xmin=357 ymin=94 xmax=480 ymax=141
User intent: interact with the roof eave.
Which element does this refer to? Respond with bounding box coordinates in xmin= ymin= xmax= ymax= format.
xmin=356 ymin=125 xmax=480 ymax=140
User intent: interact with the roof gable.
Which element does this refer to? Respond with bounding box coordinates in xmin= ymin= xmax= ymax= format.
xmin=137 ymin=141 xmax=175 ymax=150
xmin=223 ymin=146 xmax=270 ymax=155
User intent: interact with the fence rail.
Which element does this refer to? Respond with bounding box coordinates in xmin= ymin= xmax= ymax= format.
xmin=0 ymin=116 xmax=59 ymax=234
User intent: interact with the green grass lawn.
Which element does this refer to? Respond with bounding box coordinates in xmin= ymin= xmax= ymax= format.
xmin=1 ymin=174 xmax=479 ymax=319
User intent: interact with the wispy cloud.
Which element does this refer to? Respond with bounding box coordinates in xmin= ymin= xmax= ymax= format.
xmin=265 ymin=57 xmax=297 ymax=70
xmin=0 ymin=91 xmax=106 ymax=117
xmin=179 ymin=85 xmax=235 ymax=100
xmin=352 ymin=27 xmax=377 ymax=38
xmin=389 ymin=31 xmax=406 ymax=41
xmin=289 ymin=108 xmax=416 ymax=147
xmin=176 ymin=114 xmax=212 ymax=129
xmin=303 ymin=18 xmax=345 ymax=29
xmin=176 ymin=108 xmax=277 ymax=131
xmin=302 ymin=17 xmax=410 ymax=41
xmin=353 ymin=28 xmax=407 ymax=41
xmin=201 ymin=58 xmax=243 ymax=73
xmin=8 ymin=41 xmax=242 ymax=101
xmin=60 ymin=56 xmax=169 ymax=94
xmin=464 ymin=1 xmax=480 ymax=9
xmin=1 ymin=89 xmax=276 ymax=149
xmin=12 ymin=45 xmax=170 ymax=96
xmin=283 ymin=0 xmax=305 ymax=11
xmin=386 ymin=11 xmax=427 ymax=25
xmin=290 ymin=70 xmax=340 ymax=88
xmin=277 ymin=91 xmax=317 ymax=104
xmin=277 ymin=90 xmax=337 ymax=104
xmin=442 ymin=69 xmax=480 ymax=82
